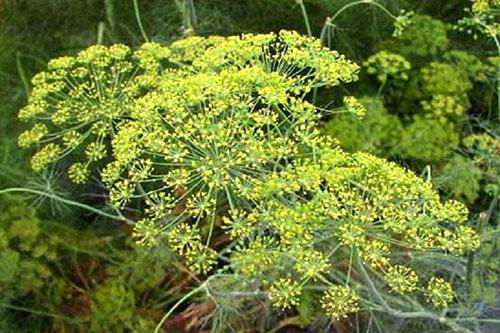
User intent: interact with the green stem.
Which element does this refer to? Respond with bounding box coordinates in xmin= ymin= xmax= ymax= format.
xmin=0 ymin=187 xmax=132 ymax=224
xmin=476 ymin=22 xmax=500 ymax=120
xmin=490 ymin=34 xmax=500 ymax=120
xmin=330 ymin=0 xmax=397 ymax=24
xmin=321 ymin=0 xmax=398 ymax=46
xmin=133 ymin=0 xmax=149 ymax=42
xmin=0 ymin=302 xmax=79 ymax=323
xmin=153 ymin=278 xmax=214 ymax=333
xmin=496 ymin=63 xmax=500 ymax=121
xmin=296 ymin=0 xmax=312 ymax=36
xmin=16 ymin=52 xmax=30 ymax=98
xmin=104 ymin=0 xmax=116 ymax=39
xmin=175 ymin=0 xmax=196 ymax=36
xmin=355 ymin=252 xmax=474 ymax=333
xmin=97 ymin=21 xmax=105 ymax=44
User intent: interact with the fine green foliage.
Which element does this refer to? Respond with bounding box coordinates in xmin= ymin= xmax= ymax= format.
xmin=0 ymin=196 xmax=64 ymax=310
xmin=0 ymin=195 xmax=182 ymax=332
xmin=322 ymin=96 xmax=404 ymax=157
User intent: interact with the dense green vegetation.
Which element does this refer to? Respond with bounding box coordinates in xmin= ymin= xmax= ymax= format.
xmin=0 ymin=1 xmax=498 ymax=332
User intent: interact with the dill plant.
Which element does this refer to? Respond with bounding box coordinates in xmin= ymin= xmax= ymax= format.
xmin=16 ymin=31 xmax=482 ymax=330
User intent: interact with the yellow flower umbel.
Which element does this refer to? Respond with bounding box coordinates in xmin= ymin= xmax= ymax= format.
xmin=363 ymin=51 xmax=411 ymax=83
xmin=385 ymin=265 xmax=419 ymax=294
xmin=320 ymin=285 xmax=360 ymax=320
xmin=343 ymin=96 xmax=367 ymax=119
xmin=267 ymin=278 xmax=302 ymax=310
xmin=167 ymin=223 xmax=216 ymax=274
xmin=18 ymin=43 xmax=171 ymax=181
xmin=425 ymin=277 xmax=454 ymax=308
xmin=132 ymin=219 xmax=162 ymax=247
xmin=227 ymin=141 xmax=479 ymax=317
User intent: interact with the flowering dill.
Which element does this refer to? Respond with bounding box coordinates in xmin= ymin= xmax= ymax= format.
xmin=17 ymin=31 xmax=482 ymax=321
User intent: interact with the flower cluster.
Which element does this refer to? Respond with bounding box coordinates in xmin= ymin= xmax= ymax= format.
xmin=227 ymin=145 xmax=479 ymax=311
xmin=385 ymin=265 xmax=419 ymax=294
xmin=425 ymin=277 xmax=454 ymax=308
xmin=421 ymin=95 xmax=465 ymax=122
xmin=334 ymin=15 xmax=489 ymax=169
xmin=320 ymin=285 xmax=360 ymax=319
xmin=268 ymin=278 xmax=302 ymax=309
xmin=322 ymin=96 xmax=403 ymax=157
xmin=18 ymin=30 xmax=481 ymax=321
xmin=463 ymin=134 xmax=500 ymax=197
xmin=18 ymin=43 xmax=170 ymax=180
xmin=343 ymin=96 xmax=366 ymax=119
xmin=392 ymin=10 xmax=414 ymax=37
xmin=364 ymin=51 xmax=411 ymax=83
xmin=457 ymin=0 xmax=500 ymax=40
xmin=167 ymin=223 xmax=217 ymax=274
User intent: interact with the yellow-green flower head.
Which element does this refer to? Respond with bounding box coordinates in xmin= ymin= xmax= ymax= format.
xmin=393 ymin=10 xmax=414 ymax=37
xmin=222 ymin=209 xmax=255 ymax=239
xmin=472 ymin=0 xmax=492 ymax=13
xmin=171 ymin=30 xmax=359 ymax=87
xmin=227 ymin=139 xmax=480 ymax=284
xmin=108 ymin=179 xmax=136 ymax=209
xmin=31 ymin=143 xmax=61 ymax=172
xmin=421 ymin=95 xmax=466 ymax=122
xmin=18 ymin=42 xmax=171 ymax=179
xmin=339 ymin=222 xmax=366 ymax=247
xmin=420 ymin=62 xmax=472 ymax=97
xmin=464 ymin=133 xmax=500 ymax=152
xmin=438 ymin=225 xmax=480 ymax=255
xmin=186 ymin=192 xmax=217 ymax=218
xmin=166 ymin=223 xmax=202 ymax=255
xmin=132 ymin=218 xmax=162 ymax=247
xmin=320 ymin=285 xmax=360 ymax=319
xmin=425 ymin=277 xmax=454 ymax=308
xmin=394 ymin=15 xmax=449 ymax=58
xmin=361 ymin=240 xmax=391 ymax=269
xmin=457 ymin=1 xmax=499 ymax=39
xmin=295 ymin=249 xmax=330 ymax=279
xmin=385 ymin=265 xmax=419 ymax=294
xmin=68 ymin=162 xmax=90 ymax=184
xmin=16 ymin=33 xmax=482 ymax=318
xmin=144 ymin=192 xmax=175 ymax=220
xmin=267 ymin=278 xmax=302 ymax=310
xmin=231 ymin=237 xmax=280 ymax=279
xmin=185 ymin=242 xmax=217 ymax=275
xmin=107 ymin=40 xmax=357 ymax=215
xmin=343 ymin=96 xmax=367 ymax=119
xmin=17 ymin=123 xmax=48 ymax=148
xmin=363 ymin=51 xmax=411 ymax=83
xmin=434 ymin=200 xmax=469 ymax=224
xmin=221 ymin=139 xmax=480 ymax=317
